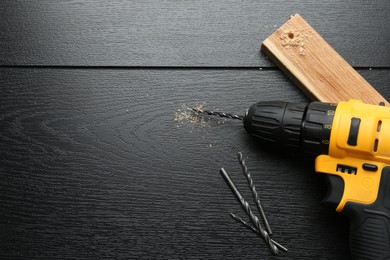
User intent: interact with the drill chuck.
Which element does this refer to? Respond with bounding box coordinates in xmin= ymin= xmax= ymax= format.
xmin=244 ymin=101 xmax=336 ymax=154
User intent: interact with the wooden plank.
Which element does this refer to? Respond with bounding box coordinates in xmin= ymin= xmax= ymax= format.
xmin=262 ymin=14 xmax=389 ymax=105
xmin=0 ymin=0 xmax=389 ymax=67
xmin=1 ymin=68 xmax=389 ymax=259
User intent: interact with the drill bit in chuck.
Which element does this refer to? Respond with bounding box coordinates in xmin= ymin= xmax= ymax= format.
xmin=190 ymin=107 xmax=244 ymax=121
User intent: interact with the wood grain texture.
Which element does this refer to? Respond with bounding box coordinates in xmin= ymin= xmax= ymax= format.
xmin=0 ymin=0 xmax=389 ymax=67
xmin=1 ymin=68 xmax=389 ymax=259
xmin=262 ymin=14 xmax=388 ymax=105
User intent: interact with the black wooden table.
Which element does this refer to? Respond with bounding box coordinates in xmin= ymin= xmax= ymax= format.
xmin=1 ymin=1 xmax=389 ymax=259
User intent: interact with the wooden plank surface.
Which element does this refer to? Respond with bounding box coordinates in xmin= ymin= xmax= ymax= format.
xmin=0 ymin=0 xmax=389 ymax=67
xmin=1 ymin=68 xmax=390 ymax=259
xmin=262 ymin=14 xmax=388 ymax=104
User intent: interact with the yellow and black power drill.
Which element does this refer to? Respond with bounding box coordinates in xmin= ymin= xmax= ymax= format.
xmin=243 ymin=99 xmax=390 ymax=259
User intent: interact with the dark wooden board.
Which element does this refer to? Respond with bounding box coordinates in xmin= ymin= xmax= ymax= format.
xmin=1 ymin=68 xmax=389 ymax=259
xmin=1 ymin=0 xmax=389 ymax=67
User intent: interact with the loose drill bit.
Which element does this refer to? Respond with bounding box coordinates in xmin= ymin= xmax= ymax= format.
xmin=237 ymin=152 xmax=273 ymax=235
xmin=219 ymin=168 xmax=279 ymax=255
xmin=190 ymin=107 xmax=244 ymax=121
xmin=229 ymin=212 xmax=288 ymax=252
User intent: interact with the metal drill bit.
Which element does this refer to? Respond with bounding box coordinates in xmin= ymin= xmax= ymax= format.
xmin=229 ymin=212 xmax=288 ymax=252
xmin=190 ymin=107 xmax=244 ymax=121
xmin=219 ymin=168 xmax=279 ymax=255
xmin=237 ymin=152 xmax=273 ymax=235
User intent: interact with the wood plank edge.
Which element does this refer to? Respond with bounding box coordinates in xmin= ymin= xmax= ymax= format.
xmin=261 ymin=40 xmax=315 ymax=101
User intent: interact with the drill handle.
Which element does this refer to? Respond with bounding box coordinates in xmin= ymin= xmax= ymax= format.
xmin=343 ymin=166 xmax=390 ymax=260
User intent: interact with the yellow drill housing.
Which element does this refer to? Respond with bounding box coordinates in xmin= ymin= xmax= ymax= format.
xmin=316 ymin=100 xmax=390 ymax=212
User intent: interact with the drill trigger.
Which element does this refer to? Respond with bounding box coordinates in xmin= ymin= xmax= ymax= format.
xmin=321 ymin=174 xmax=344 ymax=209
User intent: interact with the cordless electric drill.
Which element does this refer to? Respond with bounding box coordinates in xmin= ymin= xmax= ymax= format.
xmin=243 ymin=99 xmax=390 ymax=259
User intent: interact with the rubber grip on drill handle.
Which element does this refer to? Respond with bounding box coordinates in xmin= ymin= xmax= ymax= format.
xmin=343 ymin=166 xmax=390 ymax=260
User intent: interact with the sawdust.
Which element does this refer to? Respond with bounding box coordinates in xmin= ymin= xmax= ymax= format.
xmin=279 ymin=28 xmax=312 ymax=56
xmin=174 ymin=103 xmax=229 ymax=128
xmin=174 ymin=104 xmax=210 ymax=128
